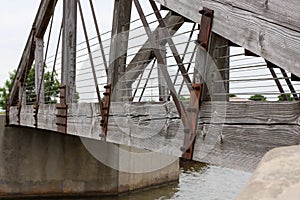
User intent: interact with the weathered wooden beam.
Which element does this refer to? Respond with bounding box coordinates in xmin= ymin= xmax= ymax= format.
xmin=9 ymin=101 xmax=300 ymax=172
xmin=125 ymin=12 xmax=184 ymax=89
xmin=153 ymin=0 xmax=300 ymax=77
xmin=209 ymin=33 xmax=229 ymax=101
xmin=8 ymin=0 xmax=57 ymax=106
xmin=35 ymin=38 xmax=44 ymax=103
xmin=35 ymin=0 xmax=58 ymax=37
xmin=109 ymin=0 xmax=133 ymax=101
xmin=62 ymin=0 xmax=77 ymax=103
xmin=157 ymin=46 xmax=168 ymax=101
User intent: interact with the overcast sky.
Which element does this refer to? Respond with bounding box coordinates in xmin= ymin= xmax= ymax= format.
xmin=0 ymin=0 xmax=115 ymax=87
xmin=0 ymin=1 xmax=39 ymax=86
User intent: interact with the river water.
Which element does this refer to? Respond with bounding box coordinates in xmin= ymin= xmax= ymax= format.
xmin=43 ymin=162 xmax=251 ymax=200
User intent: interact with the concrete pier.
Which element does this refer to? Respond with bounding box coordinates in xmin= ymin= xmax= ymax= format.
xmin=237 ymin=145 xmax=300 ymax=200
xmin=0 ymin=115 xmax=179 ymax=198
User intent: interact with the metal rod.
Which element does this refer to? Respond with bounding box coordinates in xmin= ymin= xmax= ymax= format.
xmin=139 ymin=59 xmax=156 ymax=102
xmin=37 ymin=13 xmax=55 ymax=105
xmin=89 ymin=0 xmax=109 ymax=77
xmin=77 ymin=0 xmax=104 ymax=118
xmin=266 ymin=61 xmax=287 ymax=100
xmin=132 ymin=67 xmax=146 ymax=101
xmin=149 ymin=0 xmax=192 ymax=91
xmin=172 ymin=23 xmax=196 ymax=89
xmin=50 ymin=21 xmax=63 ymax=84
xmin=280 ymin=68 xmax=298 ymax=100
xmin=178 ymin=45 xmax=197 ymax=95
xmin=133 ymin=0 xmax=188 ymax=123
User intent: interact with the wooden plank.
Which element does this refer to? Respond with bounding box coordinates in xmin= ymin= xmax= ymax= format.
xmin=109 ymin=0 xmax=133 ymax=101
xmin=8 ymin=0 xmax=57 ymax=106
xmin=153 ymin=0 xmax=300 ymax=77
xmin=213 ymin=0 xmax=300 ymax=32
xmin=9 ymin=101 xmax=300 ymax=172
xmin=62 ymin=0 xmax=77 ymax=103
xmin=157 ymin=46 xmax=168 ymax=101
xmin=11 ymin=101 xmax=300 ymax=126
xmin=109 ymin=101 xmax=300 ymax=125
xmin=194 ymin=124 xmax=300 ymax=171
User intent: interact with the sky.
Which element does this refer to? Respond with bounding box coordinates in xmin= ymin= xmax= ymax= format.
xmin=0 ymin=0 xmax=114 ymax=87
xmin=0 ymin=1 xmax=40 ymax=86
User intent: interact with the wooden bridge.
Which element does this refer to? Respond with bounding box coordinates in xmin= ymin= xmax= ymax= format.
xmin=6 ymin=0 xmax=300 ymax=172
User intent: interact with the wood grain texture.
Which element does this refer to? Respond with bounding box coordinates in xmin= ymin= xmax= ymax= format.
xmin=62 ymin=0 xmax=77 ymax=103
xmin=9 ymin=101 xmax=300 ymax=172
xmin=153 ymin=0 xmax=300 ymax=77
xmin=109 ymin=0 xmax=133 ymax=101
xmin=35 ymin=38 xmax=44 ymax=103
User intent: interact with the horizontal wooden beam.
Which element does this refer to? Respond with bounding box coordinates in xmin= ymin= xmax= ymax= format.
xmin=9 ymin=101 xmax=300 ymax=172
xmin=153 ymin=0 xmax=300 ymax=77
xmin=8 ymin=0 xmax=57 ymax=106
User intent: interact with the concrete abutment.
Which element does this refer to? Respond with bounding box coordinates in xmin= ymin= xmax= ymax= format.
xmin=0 ymin=115 xmax=179 ymax=198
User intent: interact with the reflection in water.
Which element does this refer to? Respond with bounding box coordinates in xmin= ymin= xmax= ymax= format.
xmin=40 ymin=162 xmax=251 ymax=200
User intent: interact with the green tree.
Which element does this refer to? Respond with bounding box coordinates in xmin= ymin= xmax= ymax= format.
xmin=229 ymin=94 xmax=237 ymax=98
xmin=0 ymin=66 xmax=60 ymax=110
xmin=277 ymin=94 xmax=294 ymax=101
xmin=0 ymin=70 xmax=15 ymax=110
xmin=249 ymin=94 xmax=266 ymax=101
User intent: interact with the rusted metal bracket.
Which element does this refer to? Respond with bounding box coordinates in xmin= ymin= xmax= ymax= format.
xmin=198 ymin=8 xmax=214 ymax=50
xmin=33 ymin=96 xmax=39 ymax=128
xmin=56 ymin=85 xmax=68 ymax=133
xmin=181 ymin=7 xmax=214 ymax=160
xmin=100 ymin=84 xmax=111 ymax=137
xmin=182 ymin=84 xmax=203 ymax=160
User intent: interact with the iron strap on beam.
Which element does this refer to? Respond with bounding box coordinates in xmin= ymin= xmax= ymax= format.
xmin=181 ymin=7 xmax=214 ymax=160
xmin=56 ymin=85 xmax=68 ymax=133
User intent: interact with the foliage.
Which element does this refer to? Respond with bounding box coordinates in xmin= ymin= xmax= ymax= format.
xmin=180 ymin=96 xmax=190 ymax=101
xmin=0 ymin=70 xmax=16 ymax=110
xmin=277 ymin=94 xmax=295 ymax=101
xmin=0 ymin=66 xmax=60 ymax=110
xmin=229 ymin=94 xmax=237 ymax=98
xmin=249 ymin=94 xmax=267 ymax=101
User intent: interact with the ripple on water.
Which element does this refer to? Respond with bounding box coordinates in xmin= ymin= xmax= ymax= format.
xmin=38 ymin=162 xmax=251 ymax=200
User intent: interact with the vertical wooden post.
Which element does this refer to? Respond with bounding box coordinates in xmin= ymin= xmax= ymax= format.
xmin=35 ymin=37 xmax=45 ymax=103
xmin=62 ymin=0 xmax=77 ymax=103
xmin=196 ymin=33 xmax=229 ymax=101
xmin=18 ymin=83 xmax=26 ymax=107
xmin=109 ymin=0 xmax=133 ymax=101
xmin=209 ymin=33 xmax=229 ymax=101
xmin=157 ymin=45 xmax=168 ymax=101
